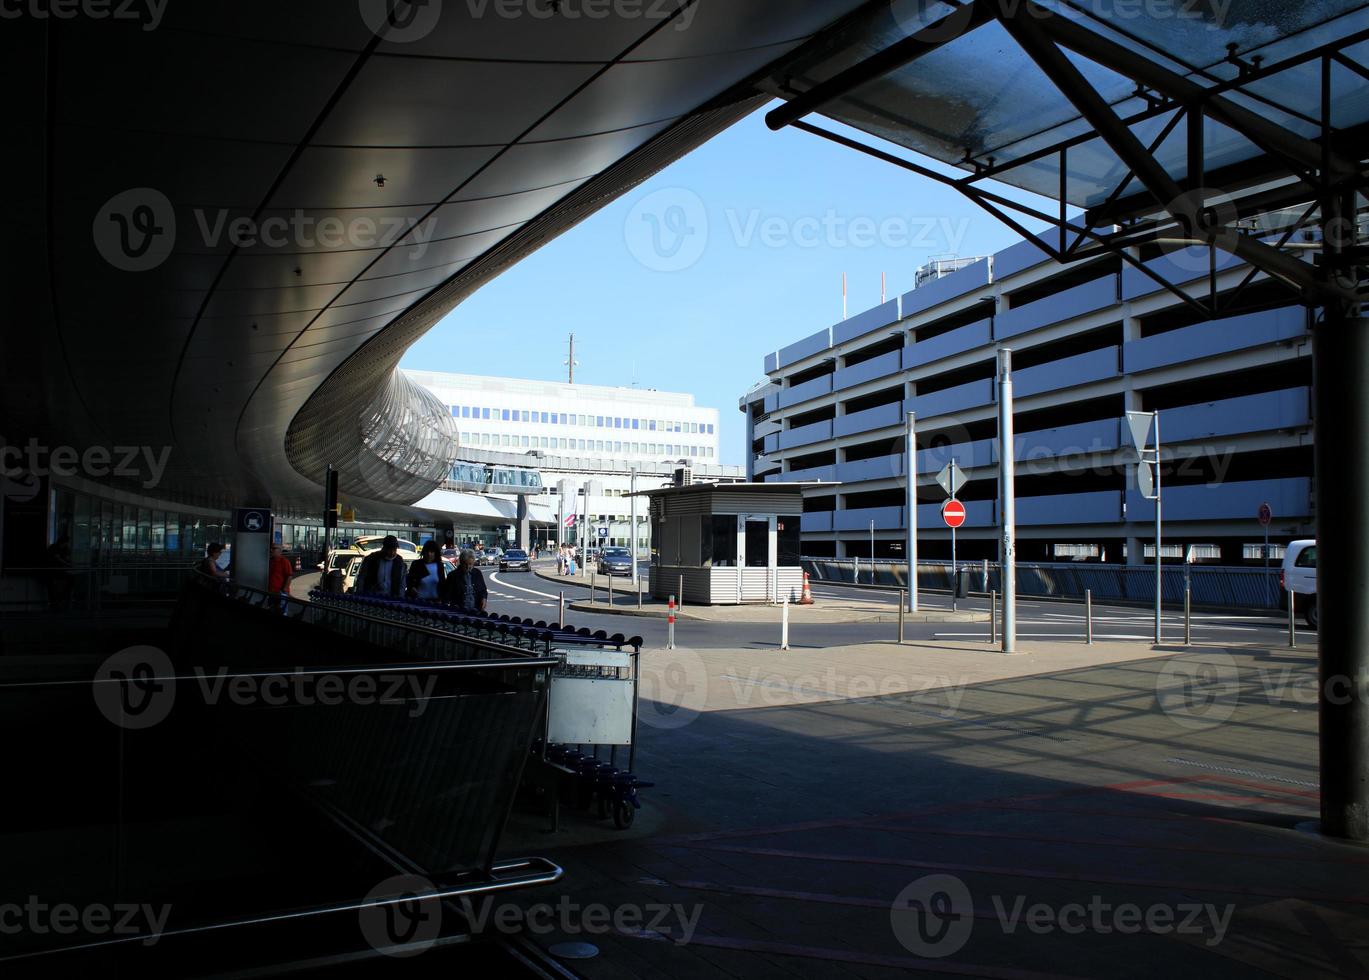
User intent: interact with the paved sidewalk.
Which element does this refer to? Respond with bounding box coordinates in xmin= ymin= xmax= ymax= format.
xmin=637 ymin=635 xmax=1301 ymax=712
xmin=496 ymin=635 xmax=1356 ymax=979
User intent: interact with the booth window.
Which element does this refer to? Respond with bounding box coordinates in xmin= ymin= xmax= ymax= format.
xmin=705 ymin=515 xmax=737 ymax=567
xmin=778 ymin=516 xmax=802 ymax=567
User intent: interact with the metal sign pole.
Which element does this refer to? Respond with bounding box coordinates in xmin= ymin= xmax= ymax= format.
xmin=906 ymin=411 xmax=918 ymax=612
xmin=1154 ymin=411 xmax=1163 ymax=645
xmin=1263 ymin=521 xmax=1271 ymax=606
xmin=869 ymin=519 xmax=875 ymax=586
xmin=997 ymin=349 xmax=1017 ymax=654
xmin=951 ymin=510 xmax=958 ymax=613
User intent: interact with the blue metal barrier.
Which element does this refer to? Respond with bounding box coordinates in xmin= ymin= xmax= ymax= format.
xmin=802 ymin=558 xmax=1284 ymax=611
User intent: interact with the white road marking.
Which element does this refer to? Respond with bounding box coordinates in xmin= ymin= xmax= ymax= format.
xmin=487 ymin=572 xmax=564 ymax=601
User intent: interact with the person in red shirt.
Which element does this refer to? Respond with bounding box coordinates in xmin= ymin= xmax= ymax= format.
xmin=267 ymin=543 xmax=294 ymax=597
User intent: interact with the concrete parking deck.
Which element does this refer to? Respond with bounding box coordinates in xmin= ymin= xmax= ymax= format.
xmin=493 ymin=635 xmax=1367 ymax=978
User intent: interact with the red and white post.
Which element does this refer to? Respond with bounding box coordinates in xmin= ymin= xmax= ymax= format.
xmin=667 ymin=594 xmax=676 ymax=650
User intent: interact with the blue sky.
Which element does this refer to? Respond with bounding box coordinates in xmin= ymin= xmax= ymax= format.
xmin=400 ymin=105 xmax=1060 ymax=466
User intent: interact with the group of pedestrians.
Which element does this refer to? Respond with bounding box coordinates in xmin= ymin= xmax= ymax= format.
xmin=355 ymin=535 xmax=488 ymax=613
xmin=556 ymin=545 xmax=580 ymax=576
xmin=193 ymin=534 xmax=490 ymax=613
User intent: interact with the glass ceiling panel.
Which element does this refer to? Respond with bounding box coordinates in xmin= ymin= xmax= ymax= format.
xmin=818 ymin=18 xmax=1140 ymax=168
xmin=1050 ymin=0 xmax=1367 ymax=69
xmin=767 ymin=0 xmax=1369 ymax=209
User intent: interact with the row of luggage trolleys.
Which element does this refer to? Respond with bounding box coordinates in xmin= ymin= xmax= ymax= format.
xmin=308 ymin=590 xmax=650 ymax=829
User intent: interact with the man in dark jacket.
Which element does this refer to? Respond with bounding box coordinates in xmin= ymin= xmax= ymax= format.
xmin=441 ymin=548 xmax=488 ymax=613
xmin=356 ymin=536 xmax=406 ymax=597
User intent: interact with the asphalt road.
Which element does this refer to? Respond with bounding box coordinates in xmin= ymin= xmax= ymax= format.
xmin=482 ymin=564 xmax=1302 ymax=650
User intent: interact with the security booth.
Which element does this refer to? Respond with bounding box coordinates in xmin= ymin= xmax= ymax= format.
xmin=637 ymin=483 xmax=826 ymax=605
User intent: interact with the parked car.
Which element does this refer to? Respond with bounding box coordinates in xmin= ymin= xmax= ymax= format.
xmin=317 ymin=548 xmax=363 ymax=572
xmin=354 ymin=535 xmax=419 ymax=556
xmin=597 ymin=548 xmax=634 ymax=576
xmin=499 ymin=549 xmax=531 ymax=572
xmin=342 ymin=554 xmax=418 ymax=594
xmin=1281 ymin=539 xmax=1317 ymax=628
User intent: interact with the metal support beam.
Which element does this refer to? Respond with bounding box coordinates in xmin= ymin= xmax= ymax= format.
xmin=1315 ymin=160 xmax=1369 ymax=840
xmin=1019 ymin=0 xmax=1353 ymax=181
xmin=995 ymin=2 xmax=1340 ymax=302
xmin=765 ymin=0 xmax=996 ymax=131
xmin=791 ymin=119 xmax=1218 ymax=318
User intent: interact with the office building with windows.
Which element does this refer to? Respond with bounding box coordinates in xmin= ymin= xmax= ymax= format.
xmin=742 ymin=240 xmax=1316 ymax=565
xmin=409 ymin=371 xmax=741 ymax=551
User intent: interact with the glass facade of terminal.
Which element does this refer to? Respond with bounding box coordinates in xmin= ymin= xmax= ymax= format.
xmin=52 ymin=486 xmax=233 ymax=565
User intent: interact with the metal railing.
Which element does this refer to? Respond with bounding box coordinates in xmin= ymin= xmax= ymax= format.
xmin=0 ymin=561 xmax=201 ymax=616
xmin=803 ymin=557 xmax=1285 ymax=612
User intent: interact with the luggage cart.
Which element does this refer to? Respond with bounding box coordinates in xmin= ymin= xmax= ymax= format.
xmin=533 ymin=644 xmax=651 ymax=831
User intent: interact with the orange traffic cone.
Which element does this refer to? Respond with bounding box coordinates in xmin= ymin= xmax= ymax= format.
xmin=798 ymin=571 xmax=815 ymax=605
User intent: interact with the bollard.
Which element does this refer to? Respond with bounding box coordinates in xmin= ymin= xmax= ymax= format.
xmin=590 ymin=573 xmax=596 ymax=605
xmin=608 ymin=573 xmax=614 ymax=607
xmin=559 ymin=591 xmax=565 ymax=626
xmin=898 ymin=588 xmax=906 ymax=644
xmin=1288 ymin=591 xmax=1296 ymax=648
xmin=780 ymin=596 xmax=789 ymax=650
xmin=678 ymin=574 xmax=684 ymax=610
xmin=991 ymin=590 xmax=998 ymax=646
xmin=1085 ymin=589 xmax=1093 ymax=645
xmin=1184 ymin=583 xmax=1192 ymax=646
xmin=637 ymin=575 xmax=643 ymax=610
xmin=667 ymin=594 xmax=677 ymax=650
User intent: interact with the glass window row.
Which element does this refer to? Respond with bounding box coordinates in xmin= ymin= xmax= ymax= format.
xmin=448 ymin=405 xmax=714 ymax=436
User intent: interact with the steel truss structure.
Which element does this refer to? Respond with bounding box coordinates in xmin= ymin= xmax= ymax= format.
xmin=763 ymin=0 xmax=1369 ymax=841
xmin=766 ymin=0 xmax=1366 ymax=315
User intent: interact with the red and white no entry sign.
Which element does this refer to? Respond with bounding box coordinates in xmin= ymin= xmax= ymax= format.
xmin=942 ymin=498 xmax=967 ymax=528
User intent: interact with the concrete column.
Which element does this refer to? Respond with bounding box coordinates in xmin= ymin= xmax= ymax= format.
xmin=516 ymin=496 xmax=531 ymax=550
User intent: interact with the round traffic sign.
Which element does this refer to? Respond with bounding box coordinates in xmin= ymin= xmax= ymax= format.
xmin=942 ymin=498 xmax=967 ymax=529
xmin=1257 ymin=502 xmax=1273 ymax=527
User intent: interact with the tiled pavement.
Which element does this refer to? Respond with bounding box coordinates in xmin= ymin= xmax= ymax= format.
xmin=497 ymin=642 xmax=1368 ymax=978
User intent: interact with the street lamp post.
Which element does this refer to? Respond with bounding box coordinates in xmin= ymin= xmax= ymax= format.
xmin=629 ymin=466 xmax=639 ymax=590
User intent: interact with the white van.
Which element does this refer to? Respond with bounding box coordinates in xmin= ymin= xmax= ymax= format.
xmin=1280 ymin=539 xmax=1317 ymax=629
